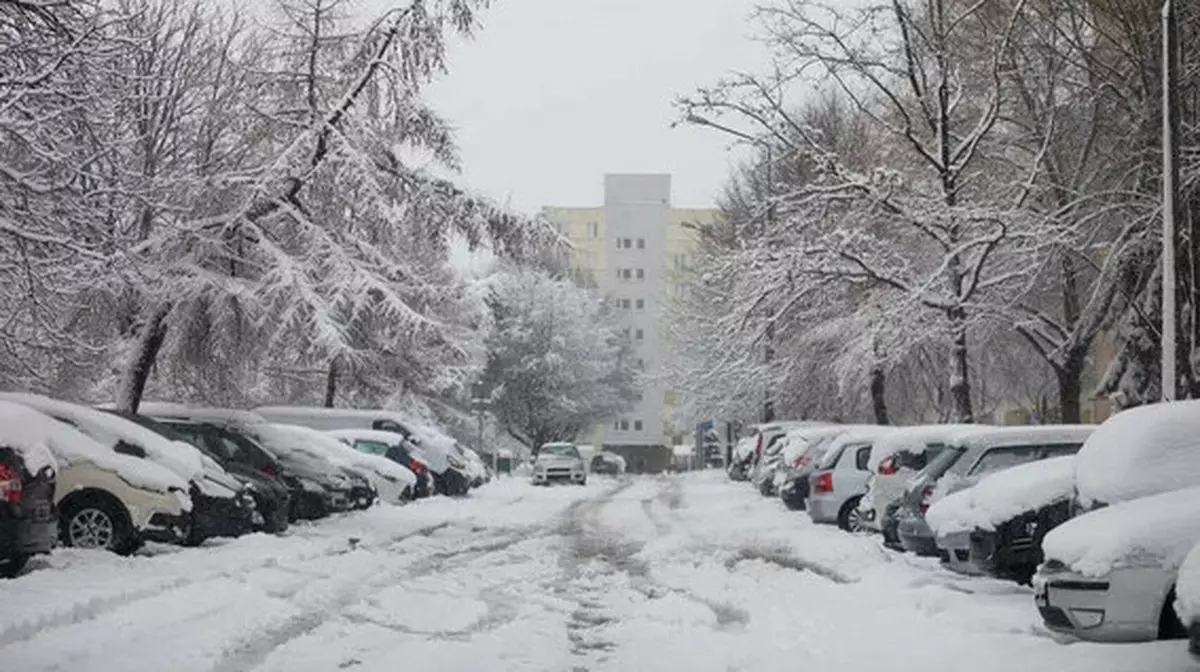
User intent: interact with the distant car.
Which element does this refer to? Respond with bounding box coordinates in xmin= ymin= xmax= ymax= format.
xmin=532 ymin=443 xmax=586 ymax=486
xmin=0 ymin=403 xmax=58 ymax=577
xmin=590 ymin=452 xmax=626 ymax=475
xmin=778 ymin=426 xmax=864 ymax=511
xmin=895 ymin=425 xmax=1093 ymax=557
xmin=806 ymin=427 xmax=894 ymax=531
xmin=327 ymin=429 xmax=435 ymax=498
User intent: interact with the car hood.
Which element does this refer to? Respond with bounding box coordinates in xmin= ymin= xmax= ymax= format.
xmin=535 ymin=456 xmax=582 ymax=468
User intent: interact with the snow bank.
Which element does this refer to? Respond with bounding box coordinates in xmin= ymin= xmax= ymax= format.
xmin=1176 ymin=540 xmax=1200 ymax=625
xmin=1042 ymin=485 xmax=1200 ymax=577
xmin=0 ymin=401 xmax=58 ymax=475
xmin=0 ymin=393 xmax=205 ymax=483
xmin=866 ymin=424 xmax=980 ymax=472
xmin=1074 ymin=400 xmax=1200 ymax=508
xmin=0 ymin=401 xmax=188 ymax=496
xmin=927 ymin=456 xmax=1076 ymax=536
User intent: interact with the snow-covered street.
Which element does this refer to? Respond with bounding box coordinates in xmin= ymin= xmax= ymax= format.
xmin=2 ymin=472 xmax=1191 ymax=672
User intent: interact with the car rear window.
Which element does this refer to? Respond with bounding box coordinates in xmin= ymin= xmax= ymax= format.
xmin=817 ymin=444 xmax=845 ymax=470
xmin=354 ymin=439 xmax=391 ymax=456
xmin=968 ymin=444 xmax=1040 ymax=477
xmin=854 ymin=444 xmax=872 ymax=471
xmin=919 ymin=445 xmax=967 ymax=481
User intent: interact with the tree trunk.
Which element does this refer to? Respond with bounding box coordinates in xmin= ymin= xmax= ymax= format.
xmin=1056 ymin=350 xmax=1085 ymax=424
xmin=117 ymin=302 xmax=171 ymax=414
xmin=323 ymin=357 xmax=338 ymax=407
xmin=870 ymin=365 xmax=889 ymax=424
xmin=948 ymin=308 xmax=975 ymax=422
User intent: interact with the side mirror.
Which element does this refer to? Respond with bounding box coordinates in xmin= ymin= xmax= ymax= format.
xmin=114 ymin=440 xmax=147 ymax=458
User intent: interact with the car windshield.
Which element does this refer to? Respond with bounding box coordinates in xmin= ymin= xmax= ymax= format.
xmin=354 ymin=439 xmax=391 ymax=456
xmin=540 ymin=444 xmax=580 ymax=459
xmin=916 ymin=445 xmax=967 ymax=483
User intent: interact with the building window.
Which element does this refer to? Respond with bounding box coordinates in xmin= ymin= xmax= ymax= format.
xmin=674 ymin=254 xmax=688 ymax=270
xmin=636 ymin=269 xmax=645 ymax=280
xmin=615 ymin=268 xmax=622 ymax=280
xmin=619 ymin=419 xmax=630 ymax=431
xmin=635 ymin=299 xmax=645 ymax=310
xmin=635 ymin=328 xmax=644 ymax=340
xmin=588 ymin=222 xmax=599 ymax=238
xmin=637 ymin=238 xmax=645 ymax=249
xmin=621 ymin=298 xmax=631 ymax=310
xmin=613 ymin=421 xmax=620 ymax=430
xmin=622 ymin=269 xmax=632 ymax=280
xmin=622 ymin=328 xmax=631 ymax=338
xmin=634 ymin=420 xmax=644 ymax=431
xmin=621 ymin=238 xmax=631 ymax=249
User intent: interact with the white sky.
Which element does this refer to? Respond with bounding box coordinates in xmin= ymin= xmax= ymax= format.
xmin=422 ymin=0 xmax=770 ymax=214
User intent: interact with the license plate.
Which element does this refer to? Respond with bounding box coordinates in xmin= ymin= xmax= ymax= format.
xmin=32 ymin=504 xmax=52 ymax=520
xmin=1033 ymin=581 xmax=1049 ymax=607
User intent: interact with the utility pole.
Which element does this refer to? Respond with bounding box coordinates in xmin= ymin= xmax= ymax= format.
xmin=1162 ymin=0 xmax=1180 ymax=402
xmin=763 ymin=143 xmax=776 ymax=423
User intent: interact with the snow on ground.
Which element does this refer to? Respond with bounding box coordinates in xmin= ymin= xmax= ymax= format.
xmin=1 ymin=472 xmax=1191 ymax=671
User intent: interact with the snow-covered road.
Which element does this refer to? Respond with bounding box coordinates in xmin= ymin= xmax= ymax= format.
xmin=2 ymin=472 xmax=1192 ymax=671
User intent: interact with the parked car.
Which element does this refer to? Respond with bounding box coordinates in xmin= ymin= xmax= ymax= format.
xmin=1033 ymin=400 xmax=1200 ymax=642
xmin=925 ymin=455 xmax=1076 ymax=582
xmin=255 ymin=406 xmax=472 ymax=496
xmin=139 ymin=418 xmax=292 ymax=533
xmin=2 ymin=402 xmax=191 ymax=554
xmin=1034 ymin=486 xmax=1199 ymax=642
xmin=895 ymin=425 xmax=1093 ymax=557
xmin=590 ymin=451 xmax=626 ymax=475
xmin=531 ymin=442 xmax=587 ymax=485
xmin=5 ymin=394 xmax=253 ymax=547
xmin=747 ymin=421 xmax=824 ymax=486
xmin=0 ymin=402 xmax=58 ymax=577
xmin=857 ymin=424 xmax=979 ymax=540
xmin=727 ymin=436 xmax=756 ymax=481
xmin=778 ymin=426 xmax=866 ymax=511
xmin=268 ymin=424 xmax=416 ymax=505
xmin=456 ymin=444 xmax=489 ymax=488
xmin=139 ymin=404 xmax=357 ymax=520
xmin=327 ymin=428 xmax=434 ymax=498
xmin=753 ymin=433 xmax=792 ymax=497
xmin=806 ymin=427 xmax=895 ymax=531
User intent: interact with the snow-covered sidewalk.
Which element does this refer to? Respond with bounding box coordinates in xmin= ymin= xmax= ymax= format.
xmin=1 ymin=472 xmax=1189 ymax=671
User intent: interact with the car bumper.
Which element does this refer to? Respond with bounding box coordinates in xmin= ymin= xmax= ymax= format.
xmin=936 ymin=532 xmax=983 ymax=575
xmin=191 ymin=494 xmax=255 ymax=540
xmin=1033 ymin=566 xmax=1168 ymax=642
xmin=0 ymin=510 xmax=57 ymax=557
xmin=141 ymin=511 xmax=190 ymax=544
xmin=807 ymin=494 xmax=842 ymax=525
xmin=531 ymin=470 xmax=585 ymax=484
xmin=897 ymin=514 xmax=939 ymax=556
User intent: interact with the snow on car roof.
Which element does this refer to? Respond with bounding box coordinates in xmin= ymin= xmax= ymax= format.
xmin=0 ymin=393 xmax=206 ymax=482
xmin=1042 ymin=484 xmax=1200 ymax=578
xmin=866 ymin=424 xmax=982 ymax=472
xmin=271 ymin=424 xmax=415 ymax=484
xmin=942 ymin=424 xmax=1095 ymax=450
xmin=0 ymin=401 xmax=188 ymax=496
xmin=134 ymin=402 xmax=268 ymax=430
xmin=1074 ymin=400 xmax=1200 ymax=508
xmin=779 ymin=425 xmax=862 ymax=464
xmin=326 ymin=428 xmax=433 ymax=465
xmin=926 ymin=455 xmax=1076 ymax=536
xmin=0 ymin=401 xmax=57 ymax=475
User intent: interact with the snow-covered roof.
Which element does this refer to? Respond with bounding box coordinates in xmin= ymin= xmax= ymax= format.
xmin=0 ymin=393 xmax=206 ymax=483
xmin=1042 ymin=484 xmax=1200 ymax=578
xmin=926 ymin=455 xmax=1076 ymax=536
xmin=135 ymin=402 xmax=268 ymax=430
xmin=943 ymin=424 xmax=1095 ymax=450
xmin=779 ymin=425 xmax=870 ymax=465
xmin=0 ymin=401 xmax=188 ymax=498
xmin=1074 ymin=400 xmax=1200 ymax=508
xmin=866 ymin=424 xmax=982 ymax=472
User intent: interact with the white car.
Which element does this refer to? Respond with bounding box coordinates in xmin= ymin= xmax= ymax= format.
xmin=266 ymin=424 xmax=417 ymax=505
xmin=805 ymin=427 xmax=895 ymax=530
xmin=1034 ymin=399 xmax=1200 ymax=642
xmin=531 ymin=443 xmax=586 ymax=486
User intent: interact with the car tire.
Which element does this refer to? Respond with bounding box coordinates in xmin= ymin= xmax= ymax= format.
xmin=60 ymin=493 xmax=138 ymax=555
xmin=0 ymin=554 xmax=29 ymax=579
xmin=837 ymin=496 xmax=864 ymax=532
xmin=1161 ymin=586 xmax=1188 ymax=639
xmin=264 ymin=505 xmax=289 ymax=534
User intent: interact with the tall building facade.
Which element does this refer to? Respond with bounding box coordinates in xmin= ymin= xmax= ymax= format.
xmin=543 ymin=175 xmax=719 ymax=451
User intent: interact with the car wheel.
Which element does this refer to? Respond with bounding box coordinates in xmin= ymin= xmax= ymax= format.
xmin=61 ymin=495 xmax=137 ymax=555
xmin=1160 ymin=587 xmax=1188 ymax=639
xmin=838 ymin=496 xmax=864 ymax=532
xmin=0 ymin=554 xmax=28 ymax=579
xmin=265 ymin=505 xmax=289 ymax=534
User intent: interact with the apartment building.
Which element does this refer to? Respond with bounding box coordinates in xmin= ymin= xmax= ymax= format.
xmin=543 ymin=175 xmax=718 ymax=464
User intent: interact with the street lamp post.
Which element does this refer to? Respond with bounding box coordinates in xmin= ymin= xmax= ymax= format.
xmin=1162 ymin=0 xmax=1180 ymax=402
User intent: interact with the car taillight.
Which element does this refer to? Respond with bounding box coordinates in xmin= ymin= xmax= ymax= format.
xmin=263 ymin=465 xmax=277 ymax=478
xmin=793 ymin=455 xmax=810 ymax=468
xmin=754 ymin=434 xmax=763 ymax=461
xmin=408 ymin=460 xmax=425 ymax=474
xmin=815 ymin=472 xmax=833 ymax=493
xmin=919 ymin=485 xmax=935 ymax=512
xmin=0 ymin=464 xmax=23 ymax=504
xmin=878 ymin=457 xmax=898 ymax=475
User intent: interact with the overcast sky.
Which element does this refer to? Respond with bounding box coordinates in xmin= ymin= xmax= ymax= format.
xmin=423 ymin=0 xmax=769 ymax=214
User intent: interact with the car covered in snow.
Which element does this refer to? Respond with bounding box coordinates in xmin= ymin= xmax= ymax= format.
xmin=590 ymin=451 xmax=626 ymax=475
xmin=806 ymin=426 xmax=895 ymax=531
xmin=856 ymin=424 xmax=979 ymax=543
xmin=925 ymin=455 xmax=1076 ymax=582
xmin=255 ymin=406 xmax=472 ymax=496
xmin=727 ymin=436 xmax=757 ymax=481
xmin=0 ymin=401 xmax=192 ymax=555
xmin=777 ymin=425 xmax=872 ymax=511
xmin=328 ymin=428 xmax=435 ymax=498
xmin=895 ymin=425 xmax=1093 ymax=557
xmin=1033 ymin=400 xmax=1200 ymax=642
xmin=4 ymin=394 xmax=255 ymax=547
xmin=0 ymin=402 xmax=58 ymax=577
xmin=267 ymin=424 xmax=417 ymax=505
xmin=531 ymin=442 xmax=586 ymax=486
xmin=746 ymin=421 xmax=825 ymax=486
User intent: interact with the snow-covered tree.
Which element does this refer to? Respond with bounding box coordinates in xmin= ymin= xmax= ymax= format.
xmin=482 ymin=266 xmax=637 ymax=452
